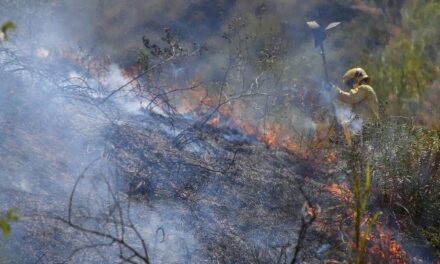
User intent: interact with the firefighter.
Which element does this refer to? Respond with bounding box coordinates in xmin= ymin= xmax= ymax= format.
xmin=330 ymin=67 xmax=379 ymax=145
xmin=335 ymin=67 xmax=379 ymax=122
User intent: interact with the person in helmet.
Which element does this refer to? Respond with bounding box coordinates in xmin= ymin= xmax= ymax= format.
xmin=335 ymin=67 xmax=379 ymax=121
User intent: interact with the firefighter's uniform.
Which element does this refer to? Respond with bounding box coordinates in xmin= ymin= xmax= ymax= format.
xmin=335 ymin=68 xmax=379 ymax=121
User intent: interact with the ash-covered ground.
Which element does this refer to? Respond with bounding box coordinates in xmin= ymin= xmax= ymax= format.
xmin=105 ymin=111 xmax=330 ymax=263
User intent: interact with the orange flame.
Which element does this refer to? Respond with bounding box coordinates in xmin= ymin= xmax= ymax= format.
xmin=326 ymin=152 xmax=337 ymax=163
xmin=234 ymin=118 xmax=257 ymax=135
xmin=172 ymin=78 xmax=313 ymax=157
xmin=323 ymin=182 xmax=409 ymax=263
xmin=323 ymin=183 xmax=353 ymax=203
xmin=258 ymin=124 xmax=282 ymax=145
xmin=369 ymin=227 xmax=408 ymax=263
xmin=207 ymin=114 xmax=221 ymax=126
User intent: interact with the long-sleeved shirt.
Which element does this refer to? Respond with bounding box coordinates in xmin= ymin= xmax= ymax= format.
xmin=336 ymin=84 xmax=379 ymax=121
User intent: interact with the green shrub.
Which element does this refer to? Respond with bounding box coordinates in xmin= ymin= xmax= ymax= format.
xmin=349 ymin=158 xmax=381 ymax=264
xmin=362 ymin=0 xmax=440 ymax=118
xmin=362 ymin=118 xmax=440 ymax=254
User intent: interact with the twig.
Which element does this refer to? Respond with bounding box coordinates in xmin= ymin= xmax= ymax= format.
xmin=291 ymin=185 xmax=317 ymax=264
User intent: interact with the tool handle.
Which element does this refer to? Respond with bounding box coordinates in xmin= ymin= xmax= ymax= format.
xmin=320 ymin=43 xmax=330 ymax=84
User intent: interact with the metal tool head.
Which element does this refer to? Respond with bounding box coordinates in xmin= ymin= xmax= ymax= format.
xmin=307 ymin=21 xmax=341 ymax=47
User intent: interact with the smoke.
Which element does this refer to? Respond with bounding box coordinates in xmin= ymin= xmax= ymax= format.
xmin=0 ymin=43 xmax=106 ymax=261
xmin=0 ymin=1 xmax=210 ymax=262
xmin=334 ymin=101 xmax=363 ymax=134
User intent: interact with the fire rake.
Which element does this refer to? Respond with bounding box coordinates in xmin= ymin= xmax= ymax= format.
xmin=307 ymin=20 xmax=343 ymax=141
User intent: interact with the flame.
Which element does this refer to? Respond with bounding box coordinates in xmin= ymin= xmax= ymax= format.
xmin=326 ymin=152 xmax=337 ymax=163
xmin=234 ymin=118 xmax=257 ymax=135
xmin=323 ymin=181 xmax=409 ymax=263
xmin=258 ymin=124 xmax=282 ymax=145
xmin=56 ymin=49 xmax=325 ymax=160
xmin=56 ymin=50 xmax=325 ymax=160
xmin=323 ymin=183 xmax=353 ymax=203
xmin=207 ymin=114 xmax=221 ymax=126
xmin=369 ymin=227 xmax=408 ymax=263
xmin=170 ymin=77 xmax=315 ymax=158
xmin=180 ymin=98 xmax=195 ymax=112
xmin=285 ymin=137 xmax=300 ymax=154
xmin=178 ymin=83 xmax=212 ymax=113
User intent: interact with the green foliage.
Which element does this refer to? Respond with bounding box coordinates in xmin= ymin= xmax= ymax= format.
xmin=0 ymin=20 xmax=16 ymax=41
xmin=137 ymin=49 xmax=150 ymax=71
xmin=422 ymin=227 xmax=440 ymax=256
xmin=347 ymin=151 xmax=381 ymax=263
xmin=0 ymin=209 xmax=19 ymax=238
xmin=362 ymin=0 xmax=440 ymax=117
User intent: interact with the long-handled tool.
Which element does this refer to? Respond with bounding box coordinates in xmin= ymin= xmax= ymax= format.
xmin=306 ymin=20 xmax=340 ymax=83
xmin=307 ymin=20 xmax=343 ymax=142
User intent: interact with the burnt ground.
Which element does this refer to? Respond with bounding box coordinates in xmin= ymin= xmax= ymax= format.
xmin=104 ymin=111 xmax=345 ymax=263
xmin=0 ymin=97 xmax=436 ymax=263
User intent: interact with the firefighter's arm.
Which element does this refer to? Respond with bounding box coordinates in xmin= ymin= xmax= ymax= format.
xmin=335 ymin=86 xmax=367 ymax=105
